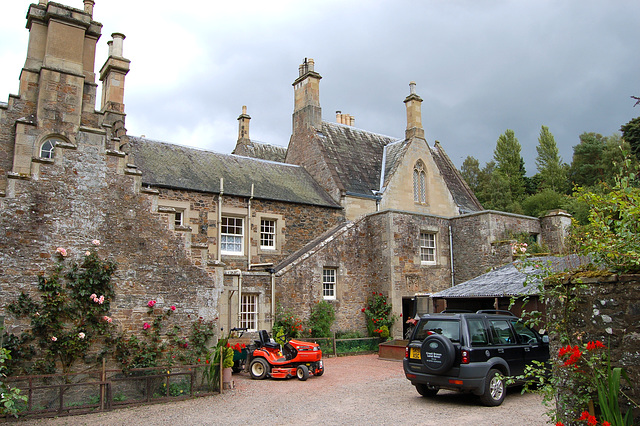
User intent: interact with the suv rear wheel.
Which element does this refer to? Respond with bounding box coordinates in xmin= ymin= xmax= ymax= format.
xmin=415 ymin=383 xmax=439 ymax=397
xmin=479 ymin=368 xmax=506 ymax=406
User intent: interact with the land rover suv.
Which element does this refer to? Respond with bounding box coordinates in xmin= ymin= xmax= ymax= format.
xmin=403 ymin=310 xmax=549 ymax=406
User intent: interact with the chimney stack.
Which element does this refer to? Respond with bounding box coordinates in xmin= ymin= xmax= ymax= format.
xmin=335 ymin=111 xmax=355 ymax=126
xmin=237 ymin=105 xmax=251 ymax=141
xmin=292 ymin=58 xmax=322 ymax=132
xmin=99 ymin=32 xmax=131 ymax=119
xmin=404 ymin=81 xmax=425 ymax=140
xmin=84 ymin=0 xmax=95 ymax=16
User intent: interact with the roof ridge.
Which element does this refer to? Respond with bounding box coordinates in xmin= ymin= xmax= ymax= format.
xmin=322 ymin=120 xmax=401 ymax=141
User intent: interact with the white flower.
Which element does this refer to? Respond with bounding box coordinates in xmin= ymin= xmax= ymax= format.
xmin=92 ymin=239 xmax=100 ymax=246
xmin=78 ymin=332 xmax=85 ymax=339
xmin=51 ymin=336 xmax=57 ymax=342
xmin=85 ymin=251 xmax=91 ymax=256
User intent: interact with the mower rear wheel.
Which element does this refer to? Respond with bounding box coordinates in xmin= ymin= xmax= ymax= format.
xmin=249 ymin=358 xmax=270 ymax=380
xmin=296 ymin=364 xmax=309 ymax=381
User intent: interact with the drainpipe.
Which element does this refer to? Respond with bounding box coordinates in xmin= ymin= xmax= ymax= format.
xmin=270 ymin=269 xmax=275 ymax=328
xmin=218 ymin=178 xmax=224 ymax=261
xmin=449 ymin=225 xmax=455 ymax=287
xmin=237 ymin=270 xmax=243 ymax=328
xmin=247 ymin=183 xmax=254 ymax=269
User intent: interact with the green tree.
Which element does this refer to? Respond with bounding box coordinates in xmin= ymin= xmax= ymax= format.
xmin=521 ymin=188 xmax=567 ymax=217
xmin=535 ymin=126 xmax=567 ymax=193
xmin=571 ymin=156 xmax=640 ymax=273
xmin=461 ymin=156 xmax=481 ymax=194
xmin=308 ymin=301 xmax=335 ymax=338
xmin=620 ymin=116 xmax=640 ymax=161
xmin=568 ymin=132 xmax=607 ymax=188
xmin=494 ymin=129 xmax=526 ymax=201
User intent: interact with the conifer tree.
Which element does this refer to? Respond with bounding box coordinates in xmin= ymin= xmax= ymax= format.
xmin=493 ymin=129 xmax=526 ymax=201
xmin=535 ymin=125 xmax=567 ymax=193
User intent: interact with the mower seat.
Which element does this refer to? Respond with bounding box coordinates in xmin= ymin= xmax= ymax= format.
xmin=259 ymin=330 xmax=279 ymax=349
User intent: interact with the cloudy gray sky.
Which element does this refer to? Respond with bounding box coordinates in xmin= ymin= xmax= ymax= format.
xmin=1 ymin=0 xmax=638 ymax=173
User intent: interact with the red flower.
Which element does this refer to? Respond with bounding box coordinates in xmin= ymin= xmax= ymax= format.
xmin=241 ymin=344 xmax=246 ymax=348
xmin=586 ymin=340 xmax=605 ymax=351
xmin=361 ymin=308 xmax=365 ymax=312
xmin=579 ymin=411 xmax=590 ymax=421
xmin=206 ymin=359 xmax=209 ymax=364
xmin=602 ymin=422 xmax=610 ymax=426
xmin=142 ymin=322 xmax=151 ymax=330
xmin=587 ymin=416 xmax=597 ymax=426
xmin=197 ymin=358 xmax=201 ymax=363
xmin=555 ymin=423 xmax=564 ymax=426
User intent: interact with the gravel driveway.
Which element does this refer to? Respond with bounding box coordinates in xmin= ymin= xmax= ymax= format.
xmin=27 ymin=354 xmax=551 ymax=425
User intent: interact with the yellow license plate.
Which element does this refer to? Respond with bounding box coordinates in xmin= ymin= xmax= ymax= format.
xmin=410 ymin=347 xmax=421 ymax=359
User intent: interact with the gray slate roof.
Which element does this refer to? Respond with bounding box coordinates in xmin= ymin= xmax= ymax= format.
xmin=128 ymin=137 xmax=340 ymax=208
xmin=319 ymin=122 xmax=399 ymax=196
xmin=433 ymin=255 xmax=592 ymax=298
xmin=232 ymin=140 xmax=287 ymax=163
xmin=430 ymin=142 xmax=483 ymax=213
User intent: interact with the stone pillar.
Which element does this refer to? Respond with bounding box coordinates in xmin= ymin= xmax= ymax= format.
xmin=292 ymin=58 xmax=322 ymax=132
xmin=540 ymin=209 xmax=572 ymax=254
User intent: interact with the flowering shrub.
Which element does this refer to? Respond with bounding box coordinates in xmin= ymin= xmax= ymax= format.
xmin=512 ymin=242 xmax=528 ymax=256
xmin=114 ymin=303 xmax=215 ymax=370
xmin=362 ymin=292 xmax=395 ymax=339
xmin=273 ymin=305 xmax=305 ymax=339
xmin=4 ymin=244 xmax=116 ymax=375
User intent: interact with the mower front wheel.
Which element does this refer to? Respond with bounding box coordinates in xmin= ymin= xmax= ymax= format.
xmin=249 ymin=358 xmax=270 ymax=380
xmin=296 ymin=364 xmax=309 ymax=381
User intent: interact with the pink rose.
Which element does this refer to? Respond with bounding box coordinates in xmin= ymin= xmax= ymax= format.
xmin=92 ymin=239 xmax=100 ymax=246
xmin=56 ymin=247 xmax=67 ymax=257
xmin=103 ymin=316 xmax=112 ymax=323
xmin=90 ymin=294 xmax=97 ymax=301
xmin=170 ymin=305 xmax=176 ymax=311
xmin=98 ymin=295 xmax=105 ymax=304
xmin=143 ymin=322 xmax=151 ymax=330
xmin=147 ymin=300 xmax=156 ymax=308
xmin=51 ymin=336 xmax=57 ymax=342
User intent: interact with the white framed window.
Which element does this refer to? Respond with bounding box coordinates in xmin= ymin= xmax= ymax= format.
xmin=322 ymin=268 xmax=336 ymax=300
xmin=40 ymin=139 xmax=57 ymax=159
xmin=420 ymin=232 xmax=436 ymax=264
xmin=413 ymin=161 xmax=426 ymax=204
xmin=260 ymin=219 xmax=276 ymax=250
xmin=221 ymin=216 xmax=244 ymax=255
xmin=174 ymin=210 xmax=184 ymax=227
xmin=240 ymin=294 xmax=258 ymax=331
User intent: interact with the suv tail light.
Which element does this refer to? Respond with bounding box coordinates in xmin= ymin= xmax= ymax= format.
xmin=461 ymin=349 xmax=470 ymax=364
xmin=405 ymin=347 xmax=409 ymax=359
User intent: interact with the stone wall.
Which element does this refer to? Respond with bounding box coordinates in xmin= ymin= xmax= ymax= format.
xmin=548 ymin=274 xmax=640 ymax=422
xmin=451 ymin=211 xmax=541 ymax=284
xmin=0 ymin=128 xmax=222 ymax=337
xmin=276 ymin=209 xmax=453 ymax=338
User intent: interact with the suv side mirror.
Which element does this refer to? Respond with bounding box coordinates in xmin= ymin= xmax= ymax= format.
xmin=542 ymin=335 xmax=549 ymax=343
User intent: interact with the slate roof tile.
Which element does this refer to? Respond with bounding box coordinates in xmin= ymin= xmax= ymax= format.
xmin=128 ymin=136 xmax=340 ymax=208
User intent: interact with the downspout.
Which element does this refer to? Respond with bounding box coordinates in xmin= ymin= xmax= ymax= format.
xmin=247 ymin=183 xmax=254 ymax=269
xmin=270 ymin=269 xmax=275 ymax=328
xmin=449 ymin=225 xmax=455 ymax=287
xmin=237 ymin=270 xmax=243 ymax=328
xmin=217 ymin=178 xmax=224 ymax=261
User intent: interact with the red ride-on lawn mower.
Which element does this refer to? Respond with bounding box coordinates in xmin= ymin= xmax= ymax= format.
xmin=247 ymin=330 xmax=324 ymax=381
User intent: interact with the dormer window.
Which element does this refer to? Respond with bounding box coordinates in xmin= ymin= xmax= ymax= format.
xmin=40 ymin=138 xmax=58 ymax=159
xmin=413 ymin=160 xmax=426 ymax=204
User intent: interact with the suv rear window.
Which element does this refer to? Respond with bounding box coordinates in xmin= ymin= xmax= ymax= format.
xmin=414 ymin=319 xmax=460 ymax=342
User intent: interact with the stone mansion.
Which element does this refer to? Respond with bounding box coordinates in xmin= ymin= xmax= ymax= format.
xmin=0 ymin=1 xmax=570 ymax=339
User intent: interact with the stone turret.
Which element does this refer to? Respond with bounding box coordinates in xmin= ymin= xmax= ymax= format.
xmin=10 ymin=1 xmax=103 ymax=176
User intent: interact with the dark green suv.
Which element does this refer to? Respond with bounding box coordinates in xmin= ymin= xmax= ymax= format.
xmin=403 ymin=310 xmax=549 ymax=406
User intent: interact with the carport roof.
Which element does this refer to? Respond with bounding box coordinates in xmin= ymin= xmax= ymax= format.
xmin=433 ymin=255 xmax=591 ymax=298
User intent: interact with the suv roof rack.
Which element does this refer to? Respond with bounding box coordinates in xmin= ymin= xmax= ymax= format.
xmin=475 ymin=309 xmax=516 ymax=316
xmin=441 ymin=309 xmax=473 ymax=313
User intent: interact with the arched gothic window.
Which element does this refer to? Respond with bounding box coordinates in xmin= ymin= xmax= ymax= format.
xmin=39 ymin=138 xmax=58 ymax=159
xmin=413 ymin=160 xmax=426 ymax=203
